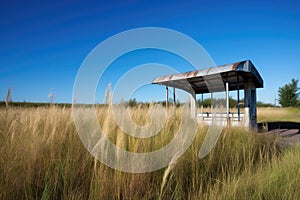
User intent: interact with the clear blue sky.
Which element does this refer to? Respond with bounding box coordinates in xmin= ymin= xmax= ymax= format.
xmin=1 ymin=0 xmax=299 ymax=104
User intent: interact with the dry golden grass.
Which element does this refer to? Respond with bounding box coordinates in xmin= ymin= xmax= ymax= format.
xmin=0 ymin=106 xmax=299 ymax=199
xmin=258 ymin=107 xmax=300 ymax=122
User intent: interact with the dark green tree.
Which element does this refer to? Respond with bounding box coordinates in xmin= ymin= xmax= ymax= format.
xmin=278 ymin=79 xmax=300 ymax=107
xmin=128 ymin=98 xmax=137 ymax=107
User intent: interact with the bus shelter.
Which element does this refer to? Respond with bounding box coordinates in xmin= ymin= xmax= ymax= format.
xmin=152 ymin=60 xmax=264 ymax=130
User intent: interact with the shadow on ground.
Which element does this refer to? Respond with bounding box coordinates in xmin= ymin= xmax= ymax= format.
xmin=258 ymin=122 xmax=300 ymax=146
xmin=258 ymin=121 xmax=300 ymax=133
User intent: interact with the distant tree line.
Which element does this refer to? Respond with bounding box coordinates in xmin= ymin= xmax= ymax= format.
xmin=197 ymin=97 xmax=274 ymax=108
xmin=4 ymin=79 xmax=300 ymax=108
xmin=0 ymin=98 xmax=275 ymax=108
xmin=0 ymin=101 xmax=72 ymax=108
xmin=197 ymin=97 xmax=239 ymax=108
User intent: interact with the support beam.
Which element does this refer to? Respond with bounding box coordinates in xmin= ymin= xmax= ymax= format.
xmin=166 ymin=86 xmax=168 ymax=109
xmin=173 ymin=87 xmax=176 ymax=116
xmin=210 ymin=92 xmax=213 ymax=117
xmin=226 ymin=80 xmax=229 ymax=121
xmin=190 ymin=93 xmax=196 ymax=118
xmin=201 ymin=93 xmax=204 ymax=119
xmin=244 ymin=79 xmax=257 ymax=130
xmin=251 ymin=88 xmax=257 ymax=129
xmin=244 ymin=81 xmax=251 ymax=129
xmin=237 ymin=75 xmax=240 ymax=121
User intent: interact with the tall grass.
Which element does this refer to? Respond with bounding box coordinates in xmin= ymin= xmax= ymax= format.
xmin=258 ymin=107 xmax=300 ymax=122
xmin=206 ymin=144 xmax=300 ymax=200
xmin=0 ymin=106 xmax=298 ymax=199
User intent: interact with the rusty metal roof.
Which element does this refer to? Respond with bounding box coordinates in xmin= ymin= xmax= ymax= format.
xmin=152 ymin=60 xmax=263 ymax=94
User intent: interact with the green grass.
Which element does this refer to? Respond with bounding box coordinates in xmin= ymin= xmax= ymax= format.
xmin=0 ymin=106 xmax=299 ymax=199
xmin=207 ymin=144 xmax=300 ymax=200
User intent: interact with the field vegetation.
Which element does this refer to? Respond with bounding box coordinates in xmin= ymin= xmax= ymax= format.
xmin=0 ymin=105 xmax=299 ymax=199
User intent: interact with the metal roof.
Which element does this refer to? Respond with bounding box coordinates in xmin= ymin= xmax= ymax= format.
xmin=152 ymin=60 xmax=264 ymax=94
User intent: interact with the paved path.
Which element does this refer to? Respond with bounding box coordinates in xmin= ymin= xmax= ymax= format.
xmin=258 ymin=122 xmax=300 ymax=146
xmin=268 ymin=129 xmax=300 ymax=146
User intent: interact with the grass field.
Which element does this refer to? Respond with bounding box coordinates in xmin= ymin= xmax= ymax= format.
xmin=0 ymin=106 xmax=299 ymax=199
